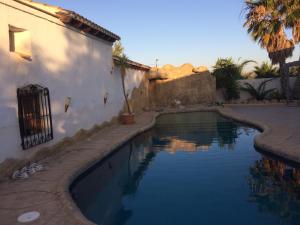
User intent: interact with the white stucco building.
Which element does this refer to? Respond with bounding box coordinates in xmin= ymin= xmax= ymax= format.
xmin=0 ymin=0 xmax=150 ymax=163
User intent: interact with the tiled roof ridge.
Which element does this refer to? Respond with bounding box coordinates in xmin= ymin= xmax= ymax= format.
xmin=113 ymin=56 xmax=151 ymax=71
xmin=14 ymin=0 xmax=120 ymax=42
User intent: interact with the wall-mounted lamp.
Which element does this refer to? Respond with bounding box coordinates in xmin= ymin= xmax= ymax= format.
xmin=104 ymin=92 xmax=109 ymax=105
xmin=111 ymin=65 xmax=114 ymax=74
xmin=64 ymin=97 xmax=71 ymax=113
xmin=111 ymin=60 xmax=115 ymax=74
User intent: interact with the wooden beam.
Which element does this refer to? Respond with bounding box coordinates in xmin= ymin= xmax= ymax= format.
xmin=58 ymin=14 xmax=72 ymax=23
xmin=74 ymin=21 xmax=85 ymax=29
xmin=97 ymin=33 xmax=107 ymax=39
xmin=83 ymin=27 xmax=92 ymax=33
xmin=93 ymin=30 xmax=101 ymax=35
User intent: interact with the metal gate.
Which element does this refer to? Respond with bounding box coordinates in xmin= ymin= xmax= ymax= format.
xmin=17 ymin=84 xmax=53 ymax=150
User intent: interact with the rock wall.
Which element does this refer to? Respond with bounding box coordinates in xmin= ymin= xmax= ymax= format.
xmin=149 ymin=63 xmax=209 ymax=80
xmin=149 ymin=71 xmax=216 ymax=107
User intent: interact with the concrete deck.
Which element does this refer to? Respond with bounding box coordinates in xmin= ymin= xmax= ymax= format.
xmin=0 ymin=105 xmax=299 ymax=225
xmin=222 ymin=105 xmax=300 ymax=163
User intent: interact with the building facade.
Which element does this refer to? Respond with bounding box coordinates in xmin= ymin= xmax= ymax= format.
xmin=0 ymin=0 xmax=150 ymax=163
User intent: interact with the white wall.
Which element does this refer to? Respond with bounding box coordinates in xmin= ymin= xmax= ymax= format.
xmin=238 ymin=77 xmax=297 ymax=100
xmin=216 ymin=77 xmax=297 ymax=102
xmin=115 ymin=67 xmax=146 ymax=99
xmin=0 ymin=0 xmax=147 ymax=163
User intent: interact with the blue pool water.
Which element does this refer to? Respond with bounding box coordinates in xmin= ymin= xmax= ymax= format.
xmin=71 ymin=112 xmax=300 ymax=225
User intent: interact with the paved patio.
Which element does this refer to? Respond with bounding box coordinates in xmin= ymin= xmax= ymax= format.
xmin=0 ymin=105 xmax=299 ymax=225
xmin=223 ymin=104 xmax=300 ymax=163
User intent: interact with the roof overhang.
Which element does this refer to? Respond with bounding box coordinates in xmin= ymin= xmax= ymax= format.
xmin=113 ymin=56 xmax=151 ymax=72
xmin=56 ymin=11 xmax=120 ymax=43
xmin=13 ymin=0 xmax=120 ymax=43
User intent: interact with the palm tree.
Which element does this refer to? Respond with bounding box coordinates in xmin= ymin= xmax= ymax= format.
xmin=114 ymin=54 xmax=132 ymax=114
xmin=213 ymin=58 xmax=254 ymax=78
xmin=243 ymin=0 xmax=300 ymax=101
xmin=212 ymin=57 xmax=254 ymax=100
xmin=254 ymin=61 xmax=279 ymax=78
xmin=237 ymin=58 xmax=256 ymax=77
xmin=112 ymin=41 xmax=124 ymax=57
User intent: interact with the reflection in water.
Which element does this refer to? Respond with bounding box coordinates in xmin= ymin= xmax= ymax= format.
xmin=152 ymin=112 xmax=243 ymax=152
xmin=71 ymin=112 xmax=300 ymax=225
xmin=248 ymin=156 xmax=300 ymax=224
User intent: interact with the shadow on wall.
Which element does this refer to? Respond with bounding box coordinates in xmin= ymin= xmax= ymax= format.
xmin=149 ymin=71 xmax=216 ymax=107
xmin=113 ymin=66 xmax=150 ymax=115
xmin=127 ymin=76 xmax=150 ymax=114
xmin=0 ymin=23 xmax=125 ymax=161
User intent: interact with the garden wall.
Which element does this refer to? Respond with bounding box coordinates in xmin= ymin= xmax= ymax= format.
xmin=149 ymin=72 xmax=216 ymax=107
xmin=216 ymin=77 xmax=298 ymax=102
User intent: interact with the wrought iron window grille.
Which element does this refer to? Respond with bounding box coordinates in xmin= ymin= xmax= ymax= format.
xmin=17 ymin=84 xmax=53 ymax=150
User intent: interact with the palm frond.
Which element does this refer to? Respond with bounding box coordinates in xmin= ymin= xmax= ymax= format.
xmin=240 ymin=83 xmax=259 ymax=98
xmin=114 ymin=54 xmax=129 ymax=68
xmin=243 ymin=0 xmax=298 ymax=64
xmin=240 ymin=79 xmax=276 ymax=100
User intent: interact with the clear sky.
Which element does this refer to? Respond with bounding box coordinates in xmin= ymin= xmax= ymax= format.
xmin=45 ymin=0 xmax=299 ymax=69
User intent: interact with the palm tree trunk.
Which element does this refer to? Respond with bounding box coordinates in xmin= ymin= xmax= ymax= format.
xmin=121 ymin=69 xmax=132 ymax=114
xmin=279 ymin=61 xmax=290 ymax=103
xmin=285 ymin=66 xmax=290 ymax=102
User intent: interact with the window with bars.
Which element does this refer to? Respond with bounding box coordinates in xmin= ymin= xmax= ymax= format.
xmin=17 ymin=84 xmax=53 ymax=150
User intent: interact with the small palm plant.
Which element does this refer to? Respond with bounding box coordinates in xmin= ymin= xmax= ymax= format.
xmin=114 ymin=54 xmax=133 ymax=115
xmin=240 ymin=79 xmax=276 ymax=101
xmin=254 ymin=61 xmax=279 ymax=78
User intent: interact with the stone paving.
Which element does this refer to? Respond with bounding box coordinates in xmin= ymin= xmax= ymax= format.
xmin=0 ymin=105 xmax=299 ymax=225
xmin=0 ymin=112 xmax=157 ymax=225
xmin=222 ymin=104 xmax=300 ymax=163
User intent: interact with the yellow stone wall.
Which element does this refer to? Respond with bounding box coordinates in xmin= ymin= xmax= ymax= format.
xmin=149 ymin=72 xmax=216 ymax=107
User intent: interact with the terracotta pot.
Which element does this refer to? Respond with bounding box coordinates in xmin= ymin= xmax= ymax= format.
xmin=120 ymin=113 xmax=135 ymax=125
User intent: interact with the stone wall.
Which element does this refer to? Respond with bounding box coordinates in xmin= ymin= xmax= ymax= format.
xmin=149 ymin=72 xmax=216 ymax=107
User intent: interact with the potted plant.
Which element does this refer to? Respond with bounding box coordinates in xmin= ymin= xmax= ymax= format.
xmin=115 ymin=54 xmax=135 ymax=124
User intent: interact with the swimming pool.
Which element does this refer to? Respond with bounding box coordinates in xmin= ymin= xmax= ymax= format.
xmin=71 ymin=112 xmax=300 ymax=225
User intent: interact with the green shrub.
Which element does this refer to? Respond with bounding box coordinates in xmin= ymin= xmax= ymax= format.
xmin=254 ymin=61 xmax=279 ymax=78
xmin=240 ymin=79 xmax=276 ymax=100
xmin=269 ymin=90 xmax=284 ymax=101
xmin=212 ymin=58 xmax=254 ymax=100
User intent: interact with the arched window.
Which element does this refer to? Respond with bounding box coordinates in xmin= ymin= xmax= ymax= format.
xmin=17 ymin=84 xmax=53 ymax=149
